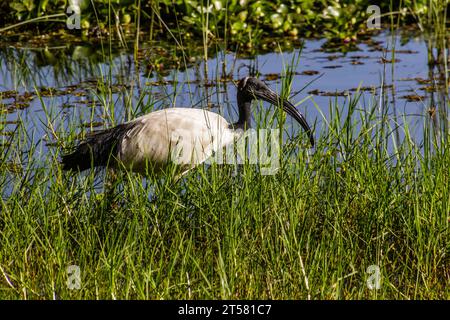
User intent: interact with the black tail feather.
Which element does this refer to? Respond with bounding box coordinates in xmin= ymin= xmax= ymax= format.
xmin=61 ymin=122 xmax=135 ymax=172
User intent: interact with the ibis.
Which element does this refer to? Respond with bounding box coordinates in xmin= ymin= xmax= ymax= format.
xmin=61 ymin=77 xmax=314 ymax=175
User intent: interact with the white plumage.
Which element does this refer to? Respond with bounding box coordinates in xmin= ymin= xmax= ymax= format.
xmin=61 ymin=77 xmax=314 ymax=175
xmin=118 ymin=108 xmax=237 ymax=174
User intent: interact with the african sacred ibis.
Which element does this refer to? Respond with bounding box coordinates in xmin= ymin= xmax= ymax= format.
xmin=61 ymin=77 xmax=314 ymax=175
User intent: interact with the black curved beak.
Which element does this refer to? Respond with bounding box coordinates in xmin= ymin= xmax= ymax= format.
xmin=254 ymin=88 xmax=315 ymax=147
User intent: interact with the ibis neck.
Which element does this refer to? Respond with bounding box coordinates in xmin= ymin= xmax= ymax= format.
xmin=232 ymin=98 xmax=252 ymax=131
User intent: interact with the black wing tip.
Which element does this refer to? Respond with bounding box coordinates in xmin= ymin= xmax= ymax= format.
xmin=60 ymin=152 xmax=85 ymax=172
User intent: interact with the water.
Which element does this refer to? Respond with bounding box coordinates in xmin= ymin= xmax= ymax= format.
xmin=0 ymin=30 xmax=446 ymax=170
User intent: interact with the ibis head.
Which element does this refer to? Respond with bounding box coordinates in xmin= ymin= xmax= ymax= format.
xmin=236 ymin=77 xmax=314 ymax=147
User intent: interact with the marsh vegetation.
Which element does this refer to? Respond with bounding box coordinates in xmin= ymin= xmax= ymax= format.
xmin=0 ymin=1 xmax=449 ymax=299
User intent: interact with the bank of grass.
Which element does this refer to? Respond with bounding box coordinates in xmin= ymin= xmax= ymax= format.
xmin=0 ymin=62 xmax=449 ymax=299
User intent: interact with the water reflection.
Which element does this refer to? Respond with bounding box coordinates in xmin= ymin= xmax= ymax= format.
xmin=0 ymin=29 xmax=448 ymax=166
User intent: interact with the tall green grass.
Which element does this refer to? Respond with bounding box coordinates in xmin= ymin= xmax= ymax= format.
xmin=1 ymin=0 xmax=449 ymax=298
xmin=0 ymin=53 xmax=449 ymax=299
